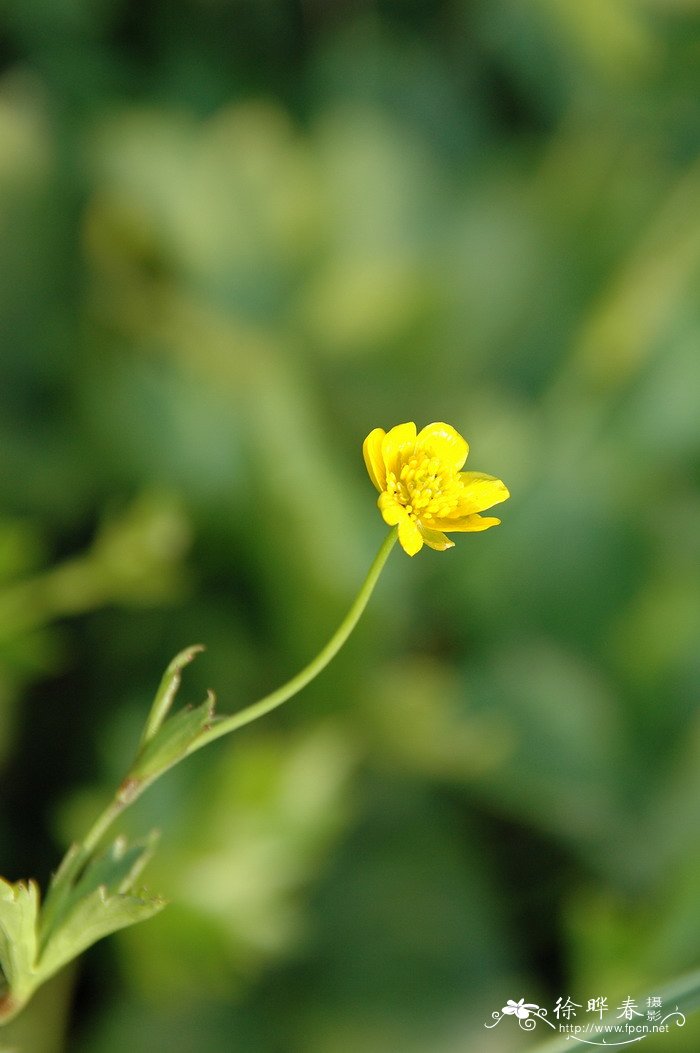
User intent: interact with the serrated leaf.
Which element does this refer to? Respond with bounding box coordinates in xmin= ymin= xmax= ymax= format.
xmin=39 ymin=832 xmax=159 ymax=954
xmin=36 ymin=886 xmax=166 ymax=985
xmin=0 ymin=878 xmax=39 ymax=997
xmin=131 ymin=693 xmax=215 ymax=781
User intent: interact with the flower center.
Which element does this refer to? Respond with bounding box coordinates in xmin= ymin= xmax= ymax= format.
xmin=386 ymin=454 xmax=462 ymax=520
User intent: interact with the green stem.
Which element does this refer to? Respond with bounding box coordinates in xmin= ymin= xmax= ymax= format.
xmin=59 ymin=527 xmax=398 ymax=866
xmin=77 ymin=797 xmax=128 ymax=863
xmin=40 ymin=797 xmax=128 ymax=939
xmin=188 ymin=526 xmax=399 ymax=752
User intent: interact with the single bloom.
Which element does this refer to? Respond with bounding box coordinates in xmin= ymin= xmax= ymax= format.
xmin=363 ymin=421 xmax=509 ymax=556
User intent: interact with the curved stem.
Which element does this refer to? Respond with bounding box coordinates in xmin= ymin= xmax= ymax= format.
xmin=188 ymin=526 xmax=399 ymax=753
xmin=55 ymin=527 xmax=398 ymax=871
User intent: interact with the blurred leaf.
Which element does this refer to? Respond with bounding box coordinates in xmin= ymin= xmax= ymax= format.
xmin=0 ymin=877 xmax=39 ymax=998
xmin=117 ymin=722 xmax=359 ymax=997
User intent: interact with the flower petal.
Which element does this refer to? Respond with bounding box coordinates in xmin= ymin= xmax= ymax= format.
xmin=455 ymin=473 xmax=510 ymax=515
xmin=398 ymin=516 xmax=423 ymax=556
xmin=415 ymin=422 xmax=469 ymax=470
xmin=429 ymin=513 xmax=502 ymax=532
xmin=418 ymin=524 xmax=454 ymax=551
xmin=381 ymin=422 xmax=417 ymax=477
xmin=379 ymin=496 xmax=423 ymax=554
xmin=363 ymin=428 xmax=387 ymax=492
xmin=377 ymin=492 xmax=403 ymax=525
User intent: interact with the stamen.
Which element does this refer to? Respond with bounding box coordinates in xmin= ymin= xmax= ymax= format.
xmin=390 ymin=449 xmax=464 ymax=523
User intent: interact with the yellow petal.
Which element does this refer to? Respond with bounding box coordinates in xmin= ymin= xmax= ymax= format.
xmin=379 ymin=493 xmax=423 ymax=553
xmin=378 ymin=492 xmax=403 ymax=525
xmin=415 ymin=422 xmax=469 ymax=470
xmin=381 ymin=422 xmax=416 ymax=477
xmin=418 ymin=524 xmax=454 ymax=551
xmin=363 ymin=428 xmax=387 ymax=492
xmin=428 ymin=513 xmax=502 ymax=532
xmin=398 ymin=516 xmax=423 ymax=556
xmin=455 ymin=473 xmax=510 ymax=515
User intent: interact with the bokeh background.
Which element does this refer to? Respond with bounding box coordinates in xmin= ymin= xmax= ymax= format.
xmin=1 ymin=1 xmax=700 ymax=1051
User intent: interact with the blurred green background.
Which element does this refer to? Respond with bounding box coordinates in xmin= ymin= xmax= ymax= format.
xmin=1 ymin=1 xmax=700 ymax=1050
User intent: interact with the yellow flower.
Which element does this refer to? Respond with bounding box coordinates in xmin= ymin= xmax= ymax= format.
xmin=363 ymin=422 xmax=509 ymax=556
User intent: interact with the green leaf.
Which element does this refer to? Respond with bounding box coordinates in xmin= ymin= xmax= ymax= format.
xmin=0 ymin=878 xmax=39 ymax=998
xmin=140 ymin=644 xmax=205 ymax=746
xmin=39 ymin=832 xmax=159 ymax=954
xmin=131 ymin=693 xmax=216 ymax=782
xmin=74 ymin=831 xmax=158 ymax=896
xmin=36 ymin=886 xmax=166 ymax=986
